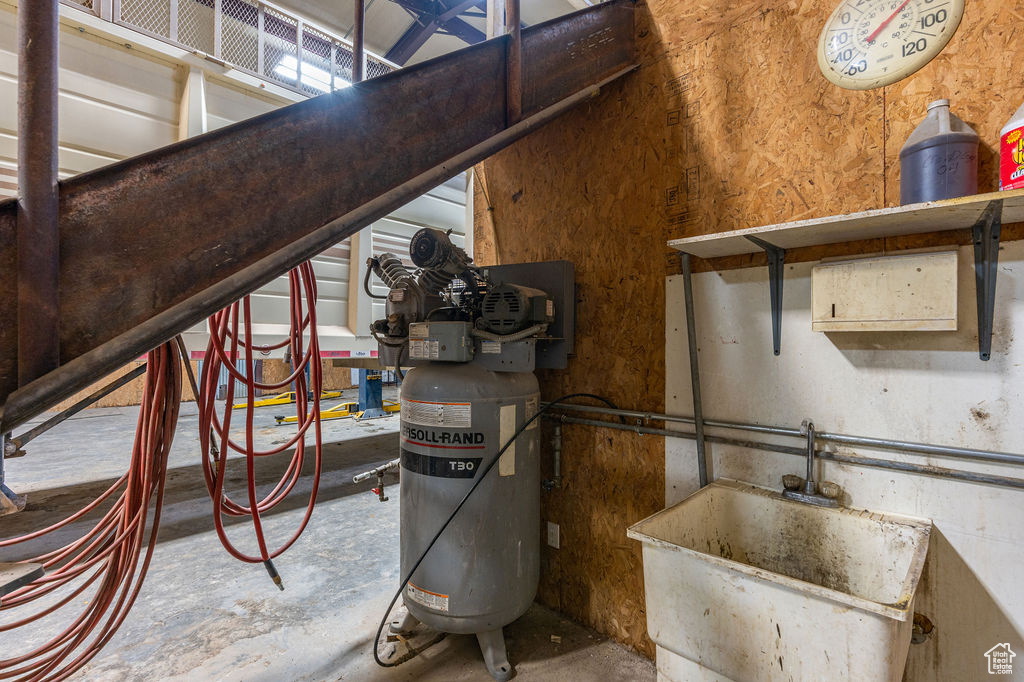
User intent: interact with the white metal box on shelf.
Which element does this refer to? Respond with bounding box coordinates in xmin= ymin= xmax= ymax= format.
xmin=810 ymin=251 xmax=958 ymax=332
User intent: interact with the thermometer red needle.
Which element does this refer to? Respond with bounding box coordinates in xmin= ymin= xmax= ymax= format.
xmin=867 ymin=0 xmax=912 ymax=43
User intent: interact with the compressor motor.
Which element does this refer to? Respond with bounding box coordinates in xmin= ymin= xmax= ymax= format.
xmin=367 ymin=228 xmax=573 ymax=681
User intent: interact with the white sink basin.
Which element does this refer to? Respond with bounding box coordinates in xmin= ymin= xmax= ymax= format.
xmin=627 ymin=479 xmax=931 ymax=682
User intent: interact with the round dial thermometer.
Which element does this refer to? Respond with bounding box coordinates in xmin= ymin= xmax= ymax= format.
xmin=818 ymin=0 xmax=965 ymax=90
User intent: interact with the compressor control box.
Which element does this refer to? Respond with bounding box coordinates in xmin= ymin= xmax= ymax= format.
xmin=408 ymin=321 xmax=474 ymax=363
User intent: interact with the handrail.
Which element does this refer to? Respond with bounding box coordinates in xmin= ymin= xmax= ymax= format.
xmin=57 ymin=0 xmax=396 ymax=97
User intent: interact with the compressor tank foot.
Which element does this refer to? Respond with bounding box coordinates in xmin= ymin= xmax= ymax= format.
xmin=476 ymin=628 xmax=514 ymax=681
xmin=389 ymin=608 xmax=420 ymax=636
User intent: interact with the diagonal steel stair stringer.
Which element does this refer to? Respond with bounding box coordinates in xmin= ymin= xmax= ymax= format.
xmin=0 ymin=1 xmax=636 ymax=432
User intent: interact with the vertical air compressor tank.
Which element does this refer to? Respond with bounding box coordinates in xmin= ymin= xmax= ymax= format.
xmin=397 ymin=360 xmax=540 ymax=681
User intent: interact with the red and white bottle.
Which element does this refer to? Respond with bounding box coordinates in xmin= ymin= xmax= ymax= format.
xmin=1001 ymin=101 xmax=1024 ymax=191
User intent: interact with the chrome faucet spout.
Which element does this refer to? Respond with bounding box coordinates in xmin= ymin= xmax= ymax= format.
xmin=782 ymin=418 xmax=840 ymax=508
xmin=804 ymin=420 xmax=816 ymax=492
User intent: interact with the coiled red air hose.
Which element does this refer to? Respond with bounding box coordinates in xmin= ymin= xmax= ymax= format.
xmin=194 ymin=262 xmax=324 ymax=585
xmin=0 ymin=342 xmax=181 ymax=682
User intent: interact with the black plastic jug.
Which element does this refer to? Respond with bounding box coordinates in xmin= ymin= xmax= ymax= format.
xmin=899 ymin=99 xmax=978 ymax=205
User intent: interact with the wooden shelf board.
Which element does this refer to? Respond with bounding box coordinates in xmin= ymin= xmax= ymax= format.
xmin=668 ymin=189 xmax=1024 ymax=260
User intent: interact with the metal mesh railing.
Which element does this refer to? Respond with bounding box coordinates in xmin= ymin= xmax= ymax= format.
xmin=364 ymin=55 xmax=392 ymax=80
xmin=178 ymin=0 xmax=216 ymax=55
xmin=60 ymin=0 xmax=96 ymax=10
xmin=333 ymin=43 xmax=355 ymax=87
xmin=107 ymin=0 xmax=393 ymax=96
xmin=262 ymin=6 xmax=299 ymax=88
xmin=300 ymin=24 xmax=334 ymax=96
xmin=220 ymin=0 xmax=260 ymax=74
xmin=120 ymin=0 xmax=171 ymax=38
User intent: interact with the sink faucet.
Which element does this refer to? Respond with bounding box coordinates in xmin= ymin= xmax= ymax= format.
xmin=782 ymin=420 xmax=840 ymax=508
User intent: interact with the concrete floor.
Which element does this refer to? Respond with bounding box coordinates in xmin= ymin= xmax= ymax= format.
xmin=2 ymin=391 xmax=655 ymax=681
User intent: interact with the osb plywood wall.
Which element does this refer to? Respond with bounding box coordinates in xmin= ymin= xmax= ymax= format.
xmin=49 ymin=360 xmax=354 ymax=412
xmin=655 ymin=0 xmax=1024 ymax=274
xmin=261 ymin=360 xmax=356 ymax=392
xmin=50 ymin=361 xmax=201 ymax=412
xmin=474 ymin=0 xmax=1024 ymax=657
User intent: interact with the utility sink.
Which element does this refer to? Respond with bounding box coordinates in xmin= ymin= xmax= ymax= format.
xmin=627 ymin=479 xmax=931 ymax=682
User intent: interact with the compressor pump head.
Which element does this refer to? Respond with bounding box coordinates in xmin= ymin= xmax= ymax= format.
xmin=367 ymin=228 xmax=554 ymax=370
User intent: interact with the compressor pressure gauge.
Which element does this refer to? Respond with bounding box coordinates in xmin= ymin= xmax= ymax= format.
xmin=818 ymin=0 xmax=964 ymax=90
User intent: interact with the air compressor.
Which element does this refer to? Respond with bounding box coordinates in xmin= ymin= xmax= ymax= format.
xmin=366 ymin=228 xmax=574 ymax=681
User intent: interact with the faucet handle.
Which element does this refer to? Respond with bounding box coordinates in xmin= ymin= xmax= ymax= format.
xmin=819 ymin=481 xmax=842 ymax=500
xmin=782 ymin=474 xmax=804 ymax=491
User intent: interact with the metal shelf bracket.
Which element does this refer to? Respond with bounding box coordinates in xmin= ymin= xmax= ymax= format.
xmin=680 ymin=253 xmax=709 ymax=487
xmin=973 ymin=200 xmax=1003 ymax=361
xmin=746 ymin=236 xmax=786 ymax=356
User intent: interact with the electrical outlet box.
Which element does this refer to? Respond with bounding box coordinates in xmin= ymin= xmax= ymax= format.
xmin=547 ymin=522 xmax=560 ymax=549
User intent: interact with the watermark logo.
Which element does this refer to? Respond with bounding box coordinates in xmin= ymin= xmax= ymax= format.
xmin=985 ymin=643 xmax=1016 ymax=675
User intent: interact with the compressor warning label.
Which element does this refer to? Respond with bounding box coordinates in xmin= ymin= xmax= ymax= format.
xmin=409 ymin=339 xmax=439 ymax=360
xmin=402 ymin=399 xmax=472 ymax=428
xmin=406 ymin=582 xmax=449 ymax=613
xmin=525 ymin=396 xmax=539 ymax=430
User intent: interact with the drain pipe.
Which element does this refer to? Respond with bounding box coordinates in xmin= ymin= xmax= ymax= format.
xmin=352 ymin=0 xmax=365 ymax=83
xmin=543 ymin=423 xmax=562 ymax=491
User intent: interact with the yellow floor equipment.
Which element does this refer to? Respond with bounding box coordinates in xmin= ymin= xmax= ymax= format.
xmin=274 ymin=399 xmax=399 ymax=424
xmin=234 ymin=390 xmax=342 ymax=409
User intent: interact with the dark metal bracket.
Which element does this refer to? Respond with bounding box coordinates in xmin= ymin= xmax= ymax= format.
xmin=680 ymin=253 xmax=708 ymax=487
xmin=973 ymin=200 xmax=1003 ymax=362
xmin=745 ymin=236 xmax=786 ymax=356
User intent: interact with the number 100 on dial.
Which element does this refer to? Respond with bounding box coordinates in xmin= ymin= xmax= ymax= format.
xmin=818 ymin=0 xmax=965 ymax=90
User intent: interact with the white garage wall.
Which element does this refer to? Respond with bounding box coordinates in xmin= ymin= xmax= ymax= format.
xmin=666 ymin=243 xmax=1024 ymax=681
xmin=0 ymin=1 xmax=468 ymax=357
xmin=0 ymin=5 xmax=178 ymax=191
xmin=204 ymin=78 xmax=280 ymax=131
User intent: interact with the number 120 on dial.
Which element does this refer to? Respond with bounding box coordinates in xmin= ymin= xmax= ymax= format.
xmin=817 ymin=0 xmax=964 ymax=90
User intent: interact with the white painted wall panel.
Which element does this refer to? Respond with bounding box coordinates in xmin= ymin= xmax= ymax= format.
xmin=666 ymin=242 xmax=1024 ymax=681
xmin=0 ymin=163 xmax=15 ymax=200
xmin=0 ymin=7 xmax=177 ymax=182
xmin=205 ymin=78 xmax=279 ymax=132
xmin=387 ymin=181 xmax=467 ymax=229
xmin=1 ymin=3 xmax=468 ymax=356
